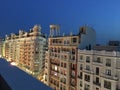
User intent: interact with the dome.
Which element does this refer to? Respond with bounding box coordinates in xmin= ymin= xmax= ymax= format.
xmin=33 ymin=25 xmax=41 ymax=32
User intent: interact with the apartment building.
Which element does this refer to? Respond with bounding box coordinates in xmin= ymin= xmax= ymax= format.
xmin=44 ymin=25 xmax=96 ymax=90
xmin=77 ymin=46 xmax=120 ymax=90
xmin=0 ymin=37 xmax=3 ymax=57
xmin=3 ymin=25 xmax=46 ymax=77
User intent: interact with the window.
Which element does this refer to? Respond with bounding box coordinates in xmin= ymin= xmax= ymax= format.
xmin=85 ymin=74 xmax=90 ymax=82
xmin=96 ymin=57 xmax=101 ymax=63
xmin=78 ymin=72 xmax=83 ymax=79
xmin=72 ymin=64 xmax=76 ymax=70
xmin=71 ymin=71 xmax=75 ymax=78
xmin=64 ymin=40 xmax=67 ymax=45
xmin=80 ymin=64 xmax=83 ymax=70
xmin=86 ymin=56 xmax=90 ymax=63
xmin=72 ymin=38 xmax=77 ymax=43
xmin=61 ymin=62 xmax=63 ymax=67
xmin=86 ymin=65 xmax=90 ymax=70
xmin=96 ymin=88 xmax=99 ymax=90
xmin=64 ymin=63 xmax=66 ymax=68
xmin=104 ymin=80 xmax=111 ymax=89
xmin=96 ymin=67 xmax=99 ymax=75
xmin=96 ymin=77 xmax=99 ymax=83
xmin=106 ymin=69 xmax=111 ymax=76
xmin=80 ymin=81 xmax=82 ymax=87
xmin=106 ymin=59 xmax=111 ymax=67
xmin=72 ymin=49 xmax=75 ymax=54
xmin=80 ymin=55 xmax=83 ymax=60
xmin=85 ymin=84 xmax=90 ymax=90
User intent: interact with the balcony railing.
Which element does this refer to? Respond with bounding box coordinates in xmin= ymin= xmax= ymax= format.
xmin=51 ymin=69 xmax=59 ymax=73
xmin=96 ymin=72 xmax=99 ymax=75
xmin=84 ymin=88 xmax=89 ymax=90
xmin=93 ymin=60 xmax=102 ymax=63
xmin=101 ymin=73 xmax=118 ymax=81
xmin=70 ymin=83 xmax=76 ymax=87
xmin=104 ymin=85 xmax=111 ymax=90
xmin=80 ymin=67 xmax=83 ymax=70
xmin=50 ymin=61 xmax=60 ymax=66
xmin=93 ymin=60 xmax=103 ymax=66
xmin=93 ymin=81 xmax=101 ymax=86
xmin=60 ymin=80 xmax=66 ymax=84
xmin=84 ymin=78 xmax=90 ymax=82
xmin=71 ymin=67 xmax=76 ymax=70
xmin=71 ymin=75 xmax=75 ymax=78
xmin=86 ymin=60 xmax=90 ymax=63
xmin=84 ymin=68 xmax=94 ymax=74
xmin=78 ymin=75 xmax=82 ymax=79
xmin=106 ymin=63 xmax=111 ymax=67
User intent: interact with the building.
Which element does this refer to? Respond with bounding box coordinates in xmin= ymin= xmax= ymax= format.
xmin=44 ymin=25 xmax=96 ymax=90
xmin=108 ymin=41 xmax=120 ymax=46
xmin=3 ymin=25 xmax=46 ymax=77
xmin=77 ymin=47 xmax=120 ymax=90
xmin=0 ymin=37 xmax=3 ymax=57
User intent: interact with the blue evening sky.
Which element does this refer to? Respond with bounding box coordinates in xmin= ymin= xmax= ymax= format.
xmin=0 ymin=0 xmax=120 ymax=44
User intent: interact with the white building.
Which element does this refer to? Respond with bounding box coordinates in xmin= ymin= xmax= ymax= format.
xmin=3 ymin=25 xmax=47 ymax=77
xmin=77 ymin=48 xmax=120 ymax=90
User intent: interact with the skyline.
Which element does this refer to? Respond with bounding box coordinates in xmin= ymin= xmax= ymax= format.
xmin=0 ymin=0 xmax=120 ymax=44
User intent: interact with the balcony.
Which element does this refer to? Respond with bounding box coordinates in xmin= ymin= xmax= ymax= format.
xmin=101 ymin=73 xmax=118 ymax=81
xmin=70 ymin=82 xmax=76 ymax=87
xmin=50 ymin=74 xmax=59 ymax=80
xmin=116 ymin=88 xmax=120 ymax=90
xmin=93 ymin=81 xmax=101 ymax=86
xmin=96 ymin=72 xmax=99 ymax=75
xmin=78 ymin=75 xmax=82 ymax=79
xmin=70 ymin=59 xmax=76 ymax=63
xmin=51 ymin=69 xmax=59 ymax=73
xmin=80 ymin=67 xmax=83 ymax=70
xmin=86 ymin=60 xmax=90 ymax=63
xmin=106 ymin=63 xmax=111 ymax=67
xmin=60 ymin=79 xmax=66 ymax=84
xmin=71 ymin=67 xmax=76 ymax=70
xmin=93 ymin=60 xmax=102 ymax=66
xmin=84 ymin=78 xmax=90 ymax=82
xmin=84 ymin=68 xmax=94 ymax=74
xmin=50 ymin=61 xmax=60 ymax=66
xmin=84 ymin=88 xmax=89 ymax=90
xmin=104 ymin=85 xmax=111 ymax=90
xmin=71 ymin=74 xmax=75 ymax=78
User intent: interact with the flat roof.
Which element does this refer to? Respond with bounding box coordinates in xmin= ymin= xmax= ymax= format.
xmin=94 ymin=46 xmax=120 ymax=51
xmin=0 ymin=58 xmax=52 ymax=90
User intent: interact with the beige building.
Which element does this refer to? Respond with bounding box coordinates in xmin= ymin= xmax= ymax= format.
xmin=44 ymin=25 xmax=96 ymax=90
xmin=0 ymin=37 xmax=3 ymax=57
xmin=77 ymin=47 xmax=120 ymax=90
xmin=3 ymin=25 xmax=46 ymax=77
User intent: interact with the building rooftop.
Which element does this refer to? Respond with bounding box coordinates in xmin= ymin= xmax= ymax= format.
xmin=0 ymin=58 xmax=52 ymax=90
xmin=93 ymin=46 xmax=120 ymax=51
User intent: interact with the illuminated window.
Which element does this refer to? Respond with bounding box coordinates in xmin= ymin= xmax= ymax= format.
xmin=55 ymin=66 xmax=57 ymax=71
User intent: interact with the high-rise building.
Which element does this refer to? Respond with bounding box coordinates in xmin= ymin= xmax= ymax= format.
xmin=3 ymin=25 xmax=46 ymax=77
xmin=77 ymin=46 xmax=120 ymax=90
xmin=44 ymin=25 xmax=96 ymax=90
xmin=0 ymin=37 xmax=3 ymax=58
